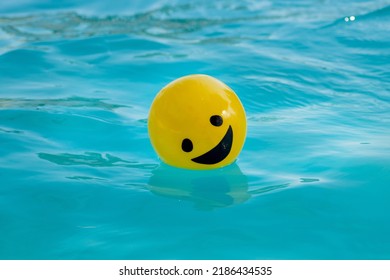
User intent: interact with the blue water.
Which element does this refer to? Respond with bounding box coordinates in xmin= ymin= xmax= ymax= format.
xmin=1 ymin=0 xmax=390 ymax=260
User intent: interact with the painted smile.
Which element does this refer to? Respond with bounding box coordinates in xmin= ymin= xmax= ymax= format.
xmin=191 ymin=126 xmax=233 ymax=165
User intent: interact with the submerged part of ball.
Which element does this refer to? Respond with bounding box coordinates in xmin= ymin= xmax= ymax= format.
xmin=148 ymin=74 xmax=246 ymax=170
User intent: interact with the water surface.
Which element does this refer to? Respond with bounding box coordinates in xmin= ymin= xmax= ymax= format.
xmin=0 ymin=0 xmax=389 ymax=259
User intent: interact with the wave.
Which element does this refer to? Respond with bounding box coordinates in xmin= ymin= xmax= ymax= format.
xmin=0 ymin=96 xmax=127 ymax=110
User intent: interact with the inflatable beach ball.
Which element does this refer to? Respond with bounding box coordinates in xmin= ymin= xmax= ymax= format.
xmin=148 ymin=74 xmax=246 ymax=170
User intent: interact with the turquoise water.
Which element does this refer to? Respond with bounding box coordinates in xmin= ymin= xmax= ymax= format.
xmin=1 ymin=0 xmax=390 ymax=259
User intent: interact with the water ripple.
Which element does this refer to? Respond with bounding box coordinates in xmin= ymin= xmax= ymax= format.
xmin=1 ymin=1 xmax=388 ymax=49
xmin=0 ymin=96 xmax=128 ymax=110
xmin=37 ymin=152 xmax=157 ymax=169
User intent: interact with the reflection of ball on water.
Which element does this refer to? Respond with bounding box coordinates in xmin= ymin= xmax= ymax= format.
xmin=148 ymin=74 xmax=247 ymax=170
xmin=148 ymin=163 xmax=250 ymax=209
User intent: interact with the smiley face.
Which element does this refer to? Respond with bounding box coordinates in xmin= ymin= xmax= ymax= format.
xmin=148 ymin=74 xmax=246 ymax=170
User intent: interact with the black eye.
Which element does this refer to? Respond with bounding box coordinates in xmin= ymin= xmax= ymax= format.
xmin=210 ymin=115 xmax=223 ymax=127
xmin=182 ymin=138 xmax=193 ymax=152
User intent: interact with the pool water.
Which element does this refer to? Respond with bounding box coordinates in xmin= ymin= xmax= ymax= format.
xmin=1 ymin=0 xmax=389 ymax=259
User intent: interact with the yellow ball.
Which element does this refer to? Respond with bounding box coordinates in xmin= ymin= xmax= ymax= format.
xmin=148 ymin=74 xmax=246 ymax=170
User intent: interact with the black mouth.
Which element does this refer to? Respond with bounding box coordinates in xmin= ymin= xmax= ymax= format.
xmin=191 ymin=126 xmax=233 ymax=165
